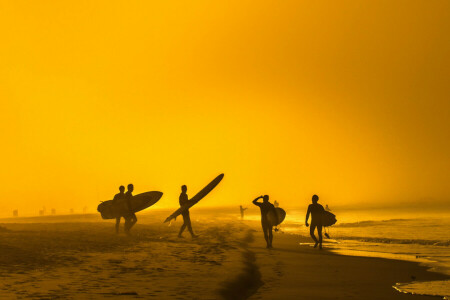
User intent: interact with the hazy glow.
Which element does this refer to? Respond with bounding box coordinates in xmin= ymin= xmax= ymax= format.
xmin=1 ymin=1 xmax=449 ymax=215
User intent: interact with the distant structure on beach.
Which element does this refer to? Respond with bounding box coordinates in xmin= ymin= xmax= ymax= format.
xmin=13 ymin=209 xmax=18 ymax=217
xmin=51 ymin=208 xmax=56 ymax=215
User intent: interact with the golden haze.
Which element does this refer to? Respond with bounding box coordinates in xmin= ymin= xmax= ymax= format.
xmin=1 ymin=0 xmax=449 ymax=216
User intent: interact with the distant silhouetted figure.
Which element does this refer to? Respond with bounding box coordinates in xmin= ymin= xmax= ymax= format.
xmin=178 ymin=185 xmax=197 ymax=238
xmin=239 ymin=205 xmax=248 ymax=220
xmin=305 ymin=194 xmax=325 ymax=249
xmin=13 ymin=209 xmax=18 ymax=217
xmin=325 ymin=204 xmax=331 ymax=211
xmin=253 ymin=195 xmax=277 ymax=248
xmin=83 ymin=206 xmax=87 ymax=213
xmin=124 ymin=184 xmax=137 ymax=235
xmin=274 ymin=200 xmax=279 ymax=208
xmin=51 ymin=208 xmax=56 ymax=215
xmin=39 ymin=209 xmax=44 ymax=216
xmin=112 ymin=185 xmax=126 ymax=234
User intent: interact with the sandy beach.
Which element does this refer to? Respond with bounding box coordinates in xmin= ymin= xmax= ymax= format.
xmin=0 ymin=212 xmax=447 ymax=299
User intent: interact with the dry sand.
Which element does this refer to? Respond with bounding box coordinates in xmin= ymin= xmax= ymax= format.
xmin=0 ymin=212 xmax=447 ymax=299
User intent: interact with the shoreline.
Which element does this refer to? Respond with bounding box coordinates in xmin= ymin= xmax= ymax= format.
xmin=245 ymin=223 xmax=449 ymax=300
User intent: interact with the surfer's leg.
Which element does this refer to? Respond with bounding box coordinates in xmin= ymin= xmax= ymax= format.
xmin=128 ymin=214 xmax=137 ymax=230
xmin=124 ymin=217 xmax=131 ymax=234
xmin=317 ymin=225 xmax=323 ymax=249
xmin=262 ymin=221 xmax=269 ymax=247
xmin=115 ymin=217 xmax=121 ymax=234
xmin=178 ymin=222 xmax=186 ymax=237
xmin=310 ymin=223 xmax=318 ymax=247
xmin=186 ymin=218 xmax=196 ymax=237
xmin=179 ymin=214 xmax=189 ymax=237
xmin=268 ymin=226 xmax=273 ymax=248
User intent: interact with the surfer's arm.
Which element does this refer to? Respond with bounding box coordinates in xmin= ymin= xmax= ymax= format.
xmin=252 ymin=196 xmax=263 ymax=206
xmin=305 ymin=206 xmax=311 ymax=227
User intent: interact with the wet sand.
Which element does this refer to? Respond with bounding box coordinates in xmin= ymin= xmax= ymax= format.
xmin=248 ymin=230 xmax=448 ymax=299
xmin=0 ymin=212 xmax=447 ymax=299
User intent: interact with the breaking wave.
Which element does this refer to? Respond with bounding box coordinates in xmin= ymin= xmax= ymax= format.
xmin=335 ymin=236 xmax=450 ymax=247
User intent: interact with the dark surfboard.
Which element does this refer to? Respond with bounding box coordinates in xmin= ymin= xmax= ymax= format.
xmin=164 ymin=174 xmax=224 ymax=223
xmin=267 ymin=207 xmax=286 ymax=226
xmin=97 ymin=191 xmax=163 ymax=220
xmin=322 ymin=211 xmax=337 ymax=227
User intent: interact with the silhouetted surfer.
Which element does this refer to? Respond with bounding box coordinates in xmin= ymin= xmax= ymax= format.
xmin=252 ymin=195 xmax=277 ymax=248
xmin=305 ymin=194 xmax=325 ymax=249
xmin=124 ymin=184 xmax=137 ymax=235
xmin=239 ymin=205 xmax=247 ymax=220
xmin=178 ymin=185 xmax=197 ymax=238
xmin=112 ymin=185 xmax=125 ymax=234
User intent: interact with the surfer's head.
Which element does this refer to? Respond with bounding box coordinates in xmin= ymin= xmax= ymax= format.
xmin=263 ymin=195 xmax=269 ymax=202
xmin=119 ymin=186 xmax=125 ymax=193
xmin=127 ymin=184 xmax=134 ymax=192
xmin=312 ymin=194 xmax=319 ymax=203
xmin=181 ymin=185 xmax=187 ymax=193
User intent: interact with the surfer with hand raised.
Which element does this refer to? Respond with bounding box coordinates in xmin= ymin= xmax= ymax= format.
xmin=240 ymin=205 xmax=248 ymax=220
xmin=305 ymin=194 xmax=325 ymax=249
xmin=252 ymin=195 xmax=277 ymax=249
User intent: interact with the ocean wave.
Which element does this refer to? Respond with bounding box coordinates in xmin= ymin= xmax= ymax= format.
xmin=335 ymin=236 xmax=450 ymax=246
xmin=335 ymin=219 xmax=416 ymax=227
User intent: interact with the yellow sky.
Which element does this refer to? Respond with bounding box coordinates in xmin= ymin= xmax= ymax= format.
xmin=1 ymin=0 xmax=449 ymax=216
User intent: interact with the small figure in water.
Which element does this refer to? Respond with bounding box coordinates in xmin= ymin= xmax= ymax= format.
xmin=124 ymin=184 xmax=137 ymax=235
xmin=305 ymin=194 xmax=325 ymax=249
xmin=239 ymin=205 xmax=248 ymax=220
xmin=178 ymin=185 xmax=197 ymax=238
xmin=112 ymin=185 xmax=125 ymax=234
xmin=274 ymin=200 xmax=279 ymax=208
xmin=253 ymin=195 xmax=277 ymax=248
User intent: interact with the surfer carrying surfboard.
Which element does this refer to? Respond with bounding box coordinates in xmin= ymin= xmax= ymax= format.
xmin=252 ymin=195 xmax=278 ymax=248
xmin=177 ymin=185 xmax=197 ymax=238
xmin=124 ymin=184 xmax=138 ymax=235
xmin=112 ymin=185 xmax=126 ymax=234
xmin=305 ymin=194 xmax=325 ymax=249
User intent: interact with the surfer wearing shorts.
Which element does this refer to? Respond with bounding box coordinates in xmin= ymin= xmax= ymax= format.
xmin=252 ymin=195 xmax=277 ymax=248
xmin=124 ymin=184 xmax=137 ymax=235
xmin=305 ymin=194 xmax=325 ymax=249
xmin=112 ymin=185 xmax=126 ymax=234
xmin=178 ymin=185 xmax=197 ymax=238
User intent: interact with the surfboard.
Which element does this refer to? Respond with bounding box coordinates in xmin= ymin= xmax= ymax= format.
xmin=267 ymin=207 xmax=286 ymax=226
xmin=97 ymin=191 xmax=163 ymax=220
xmin=164 ymin=174 xmax=224 ymax=223
xmin=322 ymin=211 xmax=337 ymax=227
